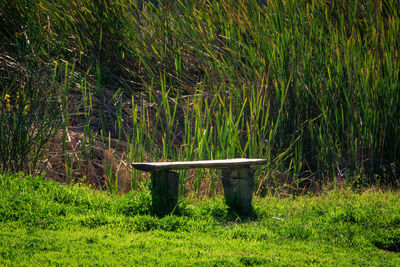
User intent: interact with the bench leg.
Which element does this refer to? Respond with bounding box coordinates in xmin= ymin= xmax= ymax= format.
xmin=221 ymin=167 xmax=255 ymax=214
xmin=150 ymin=170 xmax=179 ymax=216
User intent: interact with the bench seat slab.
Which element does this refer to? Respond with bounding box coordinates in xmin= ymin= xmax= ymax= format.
xmin=132 ymin=158 xmax=267 ymax=172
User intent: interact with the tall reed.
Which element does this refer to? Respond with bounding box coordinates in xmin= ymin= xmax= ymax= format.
xmin=1 ymin=0 xmax=399 ymax=193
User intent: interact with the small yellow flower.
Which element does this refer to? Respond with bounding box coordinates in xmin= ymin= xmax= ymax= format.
xmin=4 ymin=94 xmax=11 ymax=110
xmin=24 ymin=104 xmax=30 ymax=115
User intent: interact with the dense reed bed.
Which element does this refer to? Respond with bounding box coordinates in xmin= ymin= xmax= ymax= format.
xmin=0 ymin=0 xmax=399 ymax=194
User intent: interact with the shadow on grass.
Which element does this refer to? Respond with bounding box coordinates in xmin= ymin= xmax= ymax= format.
xmin=373 ymin=234 xmax=400 ymax=253
xmin=205 ymin=204 xmax=259 ymax=223
xmin=225 ymin=207 xmax=259 ymax=222
xmin=151 ymin=200 xmax=260 ymax=222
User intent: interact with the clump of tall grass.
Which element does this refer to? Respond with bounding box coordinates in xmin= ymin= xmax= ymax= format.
xmin=0 ymin=0 xmax=399 ymax=194
xmin=0 ymin=58 xmax=62 ymax=173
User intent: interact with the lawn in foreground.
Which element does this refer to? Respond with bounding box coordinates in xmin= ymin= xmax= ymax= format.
xmin=1 ymin=224 xmax=398 ymax=266
xmin=0 ymin=174 xmax=399 ymax=266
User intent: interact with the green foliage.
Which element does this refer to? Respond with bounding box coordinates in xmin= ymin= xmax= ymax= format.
xmin=0 ymin=0 xmax=399 ymax=192
xmin=0 ymin=63 xmax=62 ymax=173
xmin=1 ymin=175 xmax=400 ymax=265
xmin=115 ymin=190 xmax=152 ymax=216
xmin=372 ymin=229 xmax=400 ymax=252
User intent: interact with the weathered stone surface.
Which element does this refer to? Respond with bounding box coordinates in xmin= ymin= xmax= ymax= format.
xmin=221 ymin=168 xmax=255 ymax=214
xmin=151 ymin=170 xmax=179 ymax=216
xmin=224 ymin=168 xmax=255 ymax=179
xmin=132 ymin=159 xmax=265 ymax=216
xmin=132 ymin=158 xmax=266 ymax=172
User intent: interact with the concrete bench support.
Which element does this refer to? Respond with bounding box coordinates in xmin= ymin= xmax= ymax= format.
xmin=221 ymin=168 xmax=255 ymax=214
xmin=150 ymin=170 xmax=179 ymax=216
xmin=132 ymin=159 xmax=266 ymax=215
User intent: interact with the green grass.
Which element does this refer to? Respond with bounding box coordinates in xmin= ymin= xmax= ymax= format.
xmin=1 ymin=174 xmax=399 ymax=265
xmin=1 ymin=1 xmax=399 ymax=264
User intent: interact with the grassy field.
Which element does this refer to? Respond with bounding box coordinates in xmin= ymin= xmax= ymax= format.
xmin=1 ymin=174 xmax=399 ymax=265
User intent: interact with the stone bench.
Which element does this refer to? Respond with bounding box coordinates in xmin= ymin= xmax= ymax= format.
xmin=131 ymin=158 xmax=267 ymax=215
